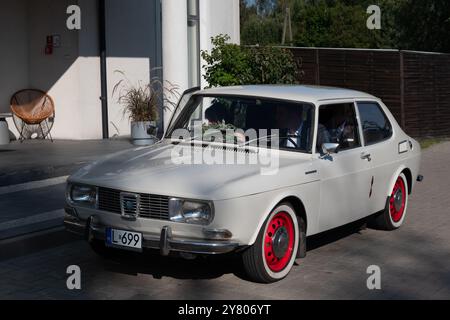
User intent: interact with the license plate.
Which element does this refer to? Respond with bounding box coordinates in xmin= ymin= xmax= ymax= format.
xmin=106 ymin=228 xmax=143 ymax=252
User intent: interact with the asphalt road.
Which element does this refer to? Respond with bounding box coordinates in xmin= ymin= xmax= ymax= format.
xmin=0 ymin=142 xmax=449 ymax=300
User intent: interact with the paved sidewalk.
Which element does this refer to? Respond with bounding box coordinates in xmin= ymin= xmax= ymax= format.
xmin=0 ymin=138 xmax=135 ymax=239
xmin=0 ymin=139 xmax=134 ymax=186
xmin=0 ymin=142 xmax=449 ymax=299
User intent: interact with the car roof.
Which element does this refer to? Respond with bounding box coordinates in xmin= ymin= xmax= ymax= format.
xmin=196 ymin=85 xmax=378 ymax=104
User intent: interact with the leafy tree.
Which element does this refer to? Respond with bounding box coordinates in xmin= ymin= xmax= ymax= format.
xmin=240 ymin=0 xmax=450 ymax=53
xmin=255 ymin=0 xmax=278 ymax=16
xmin=292 ymin=0 xmax=393 ymax=48
xmin=241 ymin=14 xmax=283 ymax=45
xmin=240 ymin=0 xmax=257 ymax=29
xmin=395 ymin=0 xmax=450 ymax=52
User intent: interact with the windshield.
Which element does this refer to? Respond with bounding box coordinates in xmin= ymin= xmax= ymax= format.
xmin=167 ymin=95 xmax=315 ymax=153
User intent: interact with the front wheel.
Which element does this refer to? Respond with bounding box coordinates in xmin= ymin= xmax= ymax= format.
xmin=370 ymin=172 xmax=409 ymax=230
xmin=242 ymin=204 xmax=300 ymax=283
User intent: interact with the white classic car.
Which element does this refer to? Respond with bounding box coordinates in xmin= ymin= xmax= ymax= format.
xmin=65 ymin=85 xmax=422 ymax=283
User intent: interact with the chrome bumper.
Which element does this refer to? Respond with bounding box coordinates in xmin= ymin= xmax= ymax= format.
xmin=64 ymin=214 xmax=240 ymax=255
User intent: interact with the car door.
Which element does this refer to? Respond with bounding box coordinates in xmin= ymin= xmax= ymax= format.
xmin=317 ymin=101 xmax=373 ymax=231
xmin=356 ymin=101 xmax=395 ymax=214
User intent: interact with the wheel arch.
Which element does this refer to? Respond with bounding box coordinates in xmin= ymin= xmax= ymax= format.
xmin=280 ymin=196 xmax=308 ymax=232
xmin=248 ymin=194 xmax=309 ymax=246
xmin=387 ymin=165 xmax=411 ymax=196
xmin=402 ymin=167 xmax=413 ymax=195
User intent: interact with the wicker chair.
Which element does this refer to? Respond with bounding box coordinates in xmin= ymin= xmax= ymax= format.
xmin=10 ymin=89 xmax=55 ymax=142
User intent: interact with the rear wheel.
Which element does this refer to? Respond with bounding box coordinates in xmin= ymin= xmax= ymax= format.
xmin=370 ymin=173 xmax=408 ymax=230
xmin=242 ymin=204 xmax=300 ymax=283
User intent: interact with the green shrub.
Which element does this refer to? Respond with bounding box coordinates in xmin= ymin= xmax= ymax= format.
xmin=201 ymin=34 xmax=300 ymax=88
xmin=247 ymin=46 xmax=299 ymax=84
xmin=201 ymin=35 xmax=252 ymax=87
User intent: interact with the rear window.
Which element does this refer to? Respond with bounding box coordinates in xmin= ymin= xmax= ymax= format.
xmin=357 ymin=102 xmax=393 ymax=145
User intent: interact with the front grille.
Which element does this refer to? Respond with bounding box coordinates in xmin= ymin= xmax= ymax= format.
xmin=97 ymin=187 xmax=170 ymax=220
xmin=139 ymin=193 xmax=170 ymax=220
xmin=97 ymin=187 xmax=120 ymax=213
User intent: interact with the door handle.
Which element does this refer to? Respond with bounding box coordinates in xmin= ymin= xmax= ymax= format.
xmin=361 ymin=152 xmax=372 ymax=162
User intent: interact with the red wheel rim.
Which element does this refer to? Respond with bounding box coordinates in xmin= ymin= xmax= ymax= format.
xmin=390 ymin=177 xmax=406 ymax=223
xmin=264 ymin=212 xmax=295 ymax=272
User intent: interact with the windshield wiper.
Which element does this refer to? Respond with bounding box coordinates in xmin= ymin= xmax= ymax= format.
xmin=239 ymin=133 xmax=302 ymax=148
xmin=239 ymin=134 xmax=281 ymax=147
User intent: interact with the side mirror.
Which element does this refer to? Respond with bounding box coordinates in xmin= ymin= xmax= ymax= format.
xmin=321 ymin=143 xmax=340 ymax=156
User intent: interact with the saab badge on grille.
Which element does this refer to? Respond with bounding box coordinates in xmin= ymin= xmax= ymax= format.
xmin=120 ymin=192 xmax=140 ymax=220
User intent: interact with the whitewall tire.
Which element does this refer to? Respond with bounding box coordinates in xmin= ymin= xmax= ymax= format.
xmin=370 ymin=172 xmax=409 ymax=230
xmin=242 ymin=203 xmax=300 ymax=283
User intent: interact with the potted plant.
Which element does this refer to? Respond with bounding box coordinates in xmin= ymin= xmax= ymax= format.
xmin=113 ymin=71 xmax=179 ymax=146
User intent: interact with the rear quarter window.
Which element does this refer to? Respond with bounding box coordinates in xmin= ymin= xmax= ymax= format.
xmin=357 ymin=102 xmax=393 ymax=145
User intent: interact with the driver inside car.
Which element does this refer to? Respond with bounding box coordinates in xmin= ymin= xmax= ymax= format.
xmin=331 ymin=107 xmax=358 ymax=149
xmin=316 ymin=104 xmax=358 ymax=152
xmin=275 ymin=105 xmax=303 ymax=149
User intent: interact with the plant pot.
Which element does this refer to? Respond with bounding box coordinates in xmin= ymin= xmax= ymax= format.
xmin=131 ymin=121 xmax=158 ymax=146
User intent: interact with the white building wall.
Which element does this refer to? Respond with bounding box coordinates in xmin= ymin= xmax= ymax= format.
xmin=2 ymin=0 xmax=239 ymax=140
xmin=4 ymin=0 xmax=103 ymax=140
xmin=4 ymin=0 xmax=160 ymax=140
xmin=27 ymin=0 xmax=80 ymax=139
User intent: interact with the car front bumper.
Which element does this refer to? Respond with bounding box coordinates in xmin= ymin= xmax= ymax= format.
xmin=64 ymin=214 xmax=240 ymax=256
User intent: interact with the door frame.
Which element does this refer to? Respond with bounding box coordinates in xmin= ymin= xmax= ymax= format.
xmin=314 ymin=99 xmax=372 ymax=231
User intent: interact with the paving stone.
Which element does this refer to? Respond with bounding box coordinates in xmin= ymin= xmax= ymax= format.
xmin=0 ymin=142 xmax=449 ymax=299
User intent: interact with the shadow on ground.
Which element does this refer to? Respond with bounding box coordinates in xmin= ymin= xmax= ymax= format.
xmin=102 ymin=250 xmax=245 ymax=281
xmin=96 ymin=220 xmax=367 ymax=282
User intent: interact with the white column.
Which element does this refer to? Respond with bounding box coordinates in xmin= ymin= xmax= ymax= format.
xmin=231 ymin=0 xmax=241 ymax=44
xmin=199 ymin=0 xmax=240 ymax=89
xmin=162 ymin=0 xmax=189 ymax=130
xmin=199 ymin=0 xmax=211 ymax=90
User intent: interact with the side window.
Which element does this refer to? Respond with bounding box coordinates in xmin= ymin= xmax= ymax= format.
xmin=317 ymin=103 xmax=361 ymax=152
xmin=357 ymin=102 xmax=393 ymax=145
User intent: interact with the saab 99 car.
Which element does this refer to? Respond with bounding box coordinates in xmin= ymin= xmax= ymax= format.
xmin=64 ymin=85 xmax=422 ymax=283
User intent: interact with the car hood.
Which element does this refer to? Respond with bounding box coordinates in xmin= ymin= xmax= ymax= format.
xmin=68 ymin=140 xmax=318 ymax=200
